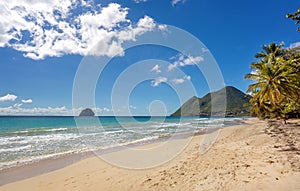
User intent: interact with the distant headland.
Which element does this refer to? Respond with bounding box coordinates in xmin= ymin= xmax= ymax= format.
xmin=79 ymin=108 xmax=95 ymax=116
xmin=171 ymin=86 xmax=251 ymax=117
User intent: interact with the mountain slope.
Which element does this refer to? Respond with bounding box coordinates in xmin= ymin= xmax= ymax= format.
xmin=171 ymin=86 xmax=250 ymax=116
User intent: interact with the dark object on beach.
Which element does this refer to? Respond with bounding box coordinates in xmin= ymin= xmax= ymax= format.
xmin=79 ymin=108 xmax=95 ymax=116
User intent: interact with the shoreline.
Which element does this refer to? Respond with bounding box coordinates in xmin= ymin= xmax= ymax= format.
xmin=1 ymin=118 xmax=299 ymax=190
xmin=0 ymin=151 xmax=92 ymax=186
xmin=0 ymin=124 xmax=222 ymax=185
xmin=0 ymin=116 xmax=243 ymax=172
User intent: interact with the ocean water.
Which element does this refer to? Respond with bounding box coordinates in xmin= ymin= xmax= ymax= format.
xmin=0 ymin=116 xmax=243 ymax=170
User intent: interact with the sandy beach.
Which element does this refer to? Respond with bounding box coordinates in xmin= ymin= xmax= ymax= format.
xmin=1 ymin=118 xmax=299 ymax=191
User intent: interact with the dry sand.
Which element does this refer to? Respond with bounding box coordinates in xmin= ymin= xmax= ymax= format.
xmin=1 ymin=118 xmax=299 ymax=191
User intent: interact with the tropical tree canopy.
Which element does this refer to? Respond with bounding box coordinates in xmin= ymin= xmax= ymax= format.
xmin=245 ymin=42 xmax=300 ymax=120
xmin=286 ymin=7 xmax=300 ymax=32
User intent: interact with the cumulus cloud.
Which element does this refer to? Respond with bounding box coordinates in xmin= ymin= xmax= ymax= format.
xmin=0 ymin=106 xmax=70 ymax=115
xmin=72 ymin=107 xmax=111 ymax=115
xmin=168 ymin=53 xmax=204 ymax=71
xmin=0 ymin=94 xmax=18 ymax=102
xmin=22 ymin=99 xmax=33 ymax=103
xmin=171 ymin=75 xmax=191 ymax=84
xmin=151 ymin=77 xmax=167 ymax=87
xmin=172 ymin=0 xmax=186 ymax=6
xmin=289 ymin=42 xmax=300 ymax=49
xmin=0 ymin=1 xmax=157 ymax=59
xmin=0 ymin=105 xmax=113 ymax=116
xmin=150 ymin=64 xmax=161 ymax=73
xmin=158 ymin=24 xmax=168 ymax=31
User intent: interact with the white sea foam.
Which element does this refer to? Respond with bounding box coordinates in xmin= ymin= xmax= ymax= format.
xmin=0 ymin=117 xmax=245 ymax=171
xmin=25 ymin=133 xmax=80 ymax=142
xmin=0 ymin=133 xmax=80 ymax=149
xmin=0 ymin=145 xmax=32 ymax=153
xmin=43 ymin=128 xmax=69 ymax=132
xmin=0 ymin=135 xmax=161 ymax=170
xmin=10 ymin=130 xmax=29 ymax=134
xmin=150 ymin=122 xmax=191 ymax=128
xmin=102 ymin=130 xmax=125 ymax=135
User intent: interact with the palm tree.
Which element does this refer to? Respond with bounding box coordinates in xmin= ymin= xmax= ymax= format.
xmin=245 ymin=42 xmax=300 ymax=122
xmin=282 ymin=47 xmax=300 ymax=118
xmin=286 ymin=7 xmax=300 ymax=32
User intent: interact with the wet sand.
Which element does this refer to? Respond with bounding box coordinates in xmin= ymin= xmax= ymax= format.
xmin=1 ymin=118 xmax=299 ymax=190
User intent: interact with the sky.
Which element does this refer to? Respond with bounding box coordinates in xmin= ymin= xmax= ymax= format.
xmin=0 ymin=0 xmax=299 ymax=116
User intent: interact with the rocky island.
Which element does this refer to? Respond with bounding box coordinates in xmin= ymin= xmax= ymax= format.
xmin=79 ymin=108 xmax=95 ymax=116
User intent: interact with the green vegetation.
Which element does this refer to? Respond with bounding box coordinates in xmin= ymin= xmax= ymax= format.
xmin=286 ymin=7 xmax=300 ymax=32
xmin=171 ymin=86 xmax=250 ymax=116
xmin=244 ymin=43 xmax=300 ymax=122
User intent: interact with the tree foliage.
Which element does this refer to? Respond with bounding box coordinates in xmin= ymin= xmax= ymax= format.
xmin=286 ymin=7 xmax=300 ymax=32
xmin=245 ymin=43 xmax=300 ymax=121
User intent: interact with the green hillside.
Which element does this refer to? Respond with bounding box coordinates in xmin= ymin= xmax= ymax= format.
xmin=171 ymin=86 xmax=250 ymax=116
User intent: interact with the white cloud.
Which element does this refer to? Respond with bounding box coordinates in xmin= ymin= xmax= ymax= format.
xmin=202 ymin=47 xmax=209 ymax=53
xmin=168 ymin=53 xmax=204 ymax=71
xmin=151 ymin=64 xmax=161 ymax=73
xmin=0 ymin=1 xmax=158 ymax=60
xmin=158 ymin=24 xmax=168 ymax=31
xmin=172 ymin=0 xmax=186 ymax=6
xmin=22 ymin=99 xmax=33 ymax=103
xmin=0 ymin=94 xmax=18 ymax=102
xmin=151 ymin=77 xmax=167 ymax=87
xmin=0 ymin=106 xmax=69 ymax=115
xmin=289 ymin=42 xmax=300 ymax=49
xmin=168 ymin=64 xmax=177 ymax=71
xmin=133 ymin=0 xmax=148 ymax=3
xmin=13 ymin=103 xmax=23 ymax=108
xmin=172 ymin=78 xmax=185 ymax=84
xmin=133 ymin=0 xmax=186 ymax=6
xmin=171 ymin=75 xmax=191 ymax=84
xmin=102 ymin=107 xmax=111 ymax=112
xmin=0 ymin=105 xmax=113 ymax=116
xmin=72 ymin=107 xmax=111 ymax=115
xmin=129 ymin=105 xmax=137 ymax=109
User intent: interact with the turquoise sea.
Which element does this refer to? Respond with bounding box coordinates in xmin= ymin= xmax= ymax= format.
xmin=0 ymin=116 xmax=243 ymax=170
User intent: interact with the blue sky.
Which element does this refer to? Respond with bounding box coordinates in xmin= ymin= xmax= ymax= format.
xmin=0 ymin=0 xmax=299 ymax=116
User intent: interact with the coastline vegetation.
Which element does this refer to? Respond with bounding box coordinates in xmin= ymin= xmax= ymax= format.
xmin=244 ymin=43 xmax=300 ymax=123
xmin=245 ymin=7 xmax=300 ymax=123
xmin=286 ymin=7 xmax=300 ymax=32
